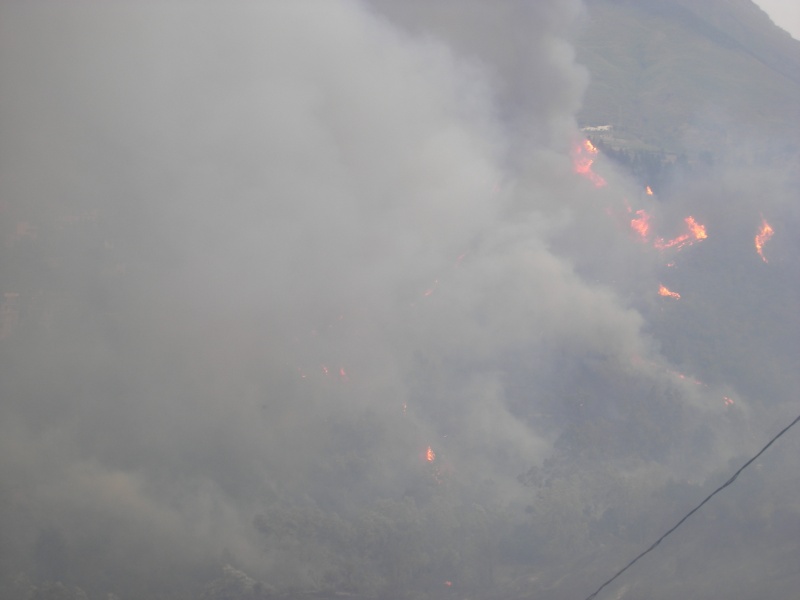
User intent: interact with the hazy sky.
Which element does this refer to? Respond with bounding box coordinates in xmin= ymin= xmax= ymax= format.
xmin=756 ymin=0 xmax=800 ymax=39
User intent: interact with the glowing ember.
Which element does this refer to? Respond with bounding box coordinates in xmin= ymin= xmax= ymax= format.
xmin=658 ymin=284 xmax=680 ymax=299
xmin=423 ymin=279 xmax=439 ymax=297
xmin=426 ymin=446 xmax=436 ymax=462
xmin=630 ymin=209 xmax=651 ymax=240
xmin=339 ymin=367 xmax=349 ymax=382
xmin=674 ymin=371 xmax=704 ymax=386
xmin=723 ymin=396 xmax=735 ymax=406
xmin=572 ymin=140 xmax=607 ymax=187
xmin=755 ymin=217 xmax=774 ymax=262
xmin=645 ymin=185 xmax=654 ymax=196
xmin=444 ymin=581 xmax=453 ymax=587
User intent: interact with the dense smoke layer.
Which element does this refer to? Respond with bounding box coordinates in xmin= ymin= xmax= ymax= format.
xmin=1 ymin=2 xmax=798 ymax=599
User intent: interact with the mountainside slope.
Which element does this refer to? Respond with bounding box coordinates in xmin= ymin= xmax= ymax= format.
xmin=576 ymin=0 xmax=800 ymax=159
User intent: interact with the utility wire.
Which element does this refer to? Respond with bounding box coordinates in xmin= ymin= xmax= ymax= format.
xmin=583 ymin=413 xmax=800 ymax=600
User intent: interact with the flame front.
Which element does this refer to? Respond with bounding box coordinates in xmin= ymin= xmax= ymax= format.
xmin=658 ymin=284 xmax=680 ymax=299
xmin=655 ymin=216 xmax=707 ymax=250
xmin=755 ymin=218 xmax=774 ymax=262
xmin=572 ymin=139 xmax=607 ymax=187
xmin=654 ymin=234 xmax=687 ymax=250
xmin=630 ymin=209 xmax=651 ymax=240
xmin=685 ymin=216 xmax=707 ymax=240
xmin=645 ymin=185 xmax=653 ymax=195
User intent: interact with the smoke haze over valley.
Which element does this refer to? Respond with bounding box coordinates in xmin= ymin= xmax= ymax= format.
xmin=1 ymin=2 xmax=798 ymax=599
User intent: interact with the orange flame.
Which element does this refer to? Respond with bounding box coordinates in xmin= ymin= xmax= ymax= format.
xmin=630 ymin=209 xmax=651 ymax=240
xmin=654 ymin=233 xmax=688 ymax=250
xmin=685 ymin=216 xmax=707 ymax=240
xmin=654 ymin=216 xmax=706 ymax=250
xmin=658 ymin=284 xmax=680 ymax=299
xmin=572 ymin=140 xmax=607 ymax=187
xmin=645 ymin=185 xmax=653 ymax=196
xmin=755 ymin=218 xmax=774 ymax=262
xmin=426 ymin=446 xmax=436 ymax=462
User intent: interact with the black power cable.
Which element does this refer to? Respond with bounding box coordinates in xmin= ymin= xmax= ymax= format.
xmin=583 ymin=413 xmax=800 ymax=600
